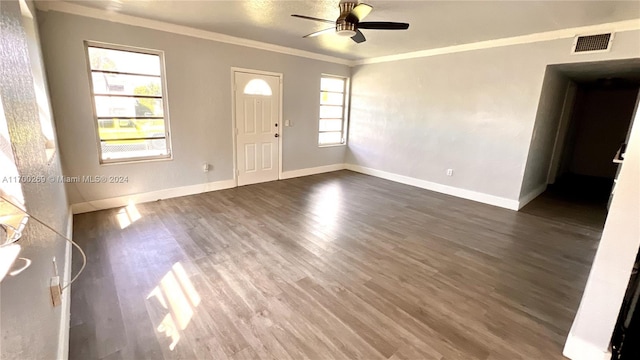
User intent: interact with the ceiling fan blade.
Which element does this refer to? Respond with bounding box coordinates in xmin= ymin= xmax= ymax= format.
xmin=291 ymin=14 xmax=335 ymax=24
xmin=303 ymin=27 xmax=336 ymax=38
xmin=358 ymin=22 xmax=410 ymax=30
xmin=351 ymin=30 xmax=366 ymax=44
xmin=350 ymin=3 xmax=373 ymax=21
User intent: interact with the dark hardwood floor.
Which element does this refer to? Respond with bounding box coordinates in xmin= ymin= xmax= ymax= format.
xmin=69 ymin=170 xmax=604 ymax=360
xmin=520 ymin=173 xmax=611 ymax=230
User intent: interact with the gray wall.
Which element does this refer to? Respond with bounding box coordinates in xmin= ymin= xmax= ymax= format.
xmin=37 ymin=10 xmax=350 ymax=205
xmin=0 ymin=1 xmax=70 ymax=359
xmin=347 ymin=31 xmax=640 ymax=203
xmin=519 ymin=67 xmax=571 ymax=197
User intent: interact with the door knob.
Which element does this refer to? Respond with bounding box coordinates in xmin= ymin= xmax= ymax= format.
xmin=274 ymin=134 xmax=279 ymax=138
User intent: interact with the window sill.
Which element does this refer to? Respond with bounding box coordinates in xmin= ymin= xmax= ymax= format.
xmin=100 ymin=154 xmax=173 ymax=166
xmin=318 ymin=143 xmax=347 ymax=148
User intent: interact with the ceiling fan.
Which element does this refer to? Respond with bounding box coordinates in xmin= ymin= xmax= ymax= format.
xmin=291 ymin=1 xmax=409 ymax=44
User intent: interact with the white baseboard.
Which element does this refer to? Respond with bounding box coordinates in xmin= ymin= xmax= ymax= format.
xmin=518 ymin=184 xmax=547 ymax=210
xmin=563 ymin=333 xmax=611 ymax=360
xmin=345 ymin=164 xmax=520 ymax=210
xmin=57 ymin=209 xmax=74 ymax=360
xmin=71 ymin=164 xmax=349 ymax=214
xmin=71 ymin=164 xmax=523 ymax=213
xmin=280 ymin=163 xmax=346 ymax=180
xmin=71 ymin=179 xmax=237 ymax=214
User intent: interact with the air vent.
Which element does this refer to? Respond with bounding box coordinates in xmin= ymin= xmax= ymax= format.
xmin=572 ymin=33 xmax=613 ymax=54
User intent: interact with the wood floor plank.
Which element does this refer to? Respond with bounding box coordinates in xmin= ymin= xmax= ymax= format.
xmin=275 ymin=281 xmax=387 ymax=360
xmin=295 ymin=276 xmax=400 ymax=358
xmin=70 ymin=170 xmax=604 ymax=360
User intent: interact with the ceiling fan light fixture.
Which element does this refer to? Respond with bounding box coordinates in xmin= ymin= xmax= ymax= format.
xmin=336 ymin=22 xmax=356 ymax=37
xmin=337 ymin=29 xmax=357 ymax=37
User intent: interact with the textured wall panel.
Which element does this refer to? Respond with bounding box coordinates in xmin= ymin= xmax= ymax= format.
xmin=0 ymin=1 xmax=70 ymax=359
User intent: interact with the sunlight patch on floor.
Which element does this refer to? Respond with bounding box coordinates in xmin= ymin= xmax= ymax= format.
xmin=116 ymin=202 xmax=142 ymax=229
xmin=310 ymin=183 xmax=343 ymax=237
xmin=147 ymin=262 xmax=201 ymax=351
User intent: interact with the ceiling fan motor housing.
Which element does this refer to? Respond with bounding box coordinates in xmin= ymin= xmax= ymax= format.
xmin=336 ymin=22 xmax=357 ymax=37
xmin=337 ymin=2 xmax=358 ymax=37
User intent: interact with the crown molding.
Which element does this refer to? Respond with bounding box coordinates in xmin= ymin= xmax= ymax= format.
xmin=36 ymin=1 xmax=640 ymax=68
xmin=35 ymin=0 xmax=352 ymax=66
xmin=352 ymin=19 xmax=640 ymax=66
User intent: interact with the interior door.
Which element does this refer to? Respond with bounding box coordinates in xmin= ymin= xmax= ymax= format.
xmin=234 ymin=71 xmax=280 ymax=186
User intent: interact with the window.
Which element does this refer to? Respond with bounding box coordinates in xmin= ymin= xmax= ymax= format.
xmin=319 ymin=75 xmax=348 ymax=146
xmin=85 ymin=42 xmax=171 ymax=163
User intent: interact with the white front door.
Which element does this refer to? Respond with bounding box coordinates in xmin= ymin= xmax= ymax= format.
xmin=234 ymin=71 xmax=280 ymax=186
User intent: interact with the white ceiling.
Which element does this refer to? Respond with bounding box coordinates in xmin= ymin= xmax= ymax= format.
xmin=62 ymin=0 xmax=640 ymax=60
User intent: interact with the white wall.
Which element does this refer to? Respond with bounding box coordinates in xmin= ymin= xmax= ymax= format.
xmin=0 ymin=1 xmax=71 ymax=359
xmin=347 ymin=30 xmax=640 ymax=207
xmin=564 ymin=95 xmax=640 ymax=360
xmin=37 ymin=10 xmax=350 ymax=207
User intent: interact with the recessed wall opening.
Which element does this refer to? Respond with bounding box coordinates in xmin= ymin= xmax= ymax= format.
xmin=520 ymin=59 xmax=640 ymax=358
xmin=554 ymin=79 xmax=637 ymax=205
xmin=520 ymin=59 xmax=640 ymax=229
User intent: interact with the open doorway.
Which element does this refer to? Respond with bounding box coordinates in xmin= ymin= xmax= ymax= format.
xmin=520 ymin=59 xmax=640 ymax=229
xmin=551 ymin=80 xmax=637 ymax=200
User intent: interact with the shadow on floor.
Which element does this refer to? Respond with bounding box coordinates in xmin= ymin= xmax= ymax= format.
xmin=520 ymin=174 xmax=611 ymax=230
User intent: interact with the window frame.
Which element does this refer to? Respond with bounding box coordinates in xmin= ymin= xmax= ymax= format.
xmin=318 ymin=74 xmax=349 ymax=147
xmin=84 ymin=41 xmax=173 ymax=164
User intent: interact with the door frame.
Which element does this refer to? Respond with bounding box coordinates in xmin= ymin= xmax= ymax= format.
xmin=230 ymin=67 xmax=284 ymax=186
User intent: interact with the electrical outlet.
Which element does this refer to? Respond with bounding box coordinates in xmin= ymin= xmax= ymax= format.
xmin=50 ymin=276 xmax=61 ymax=307
xmin=446 ymin=169 xmax=454 ymax=176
